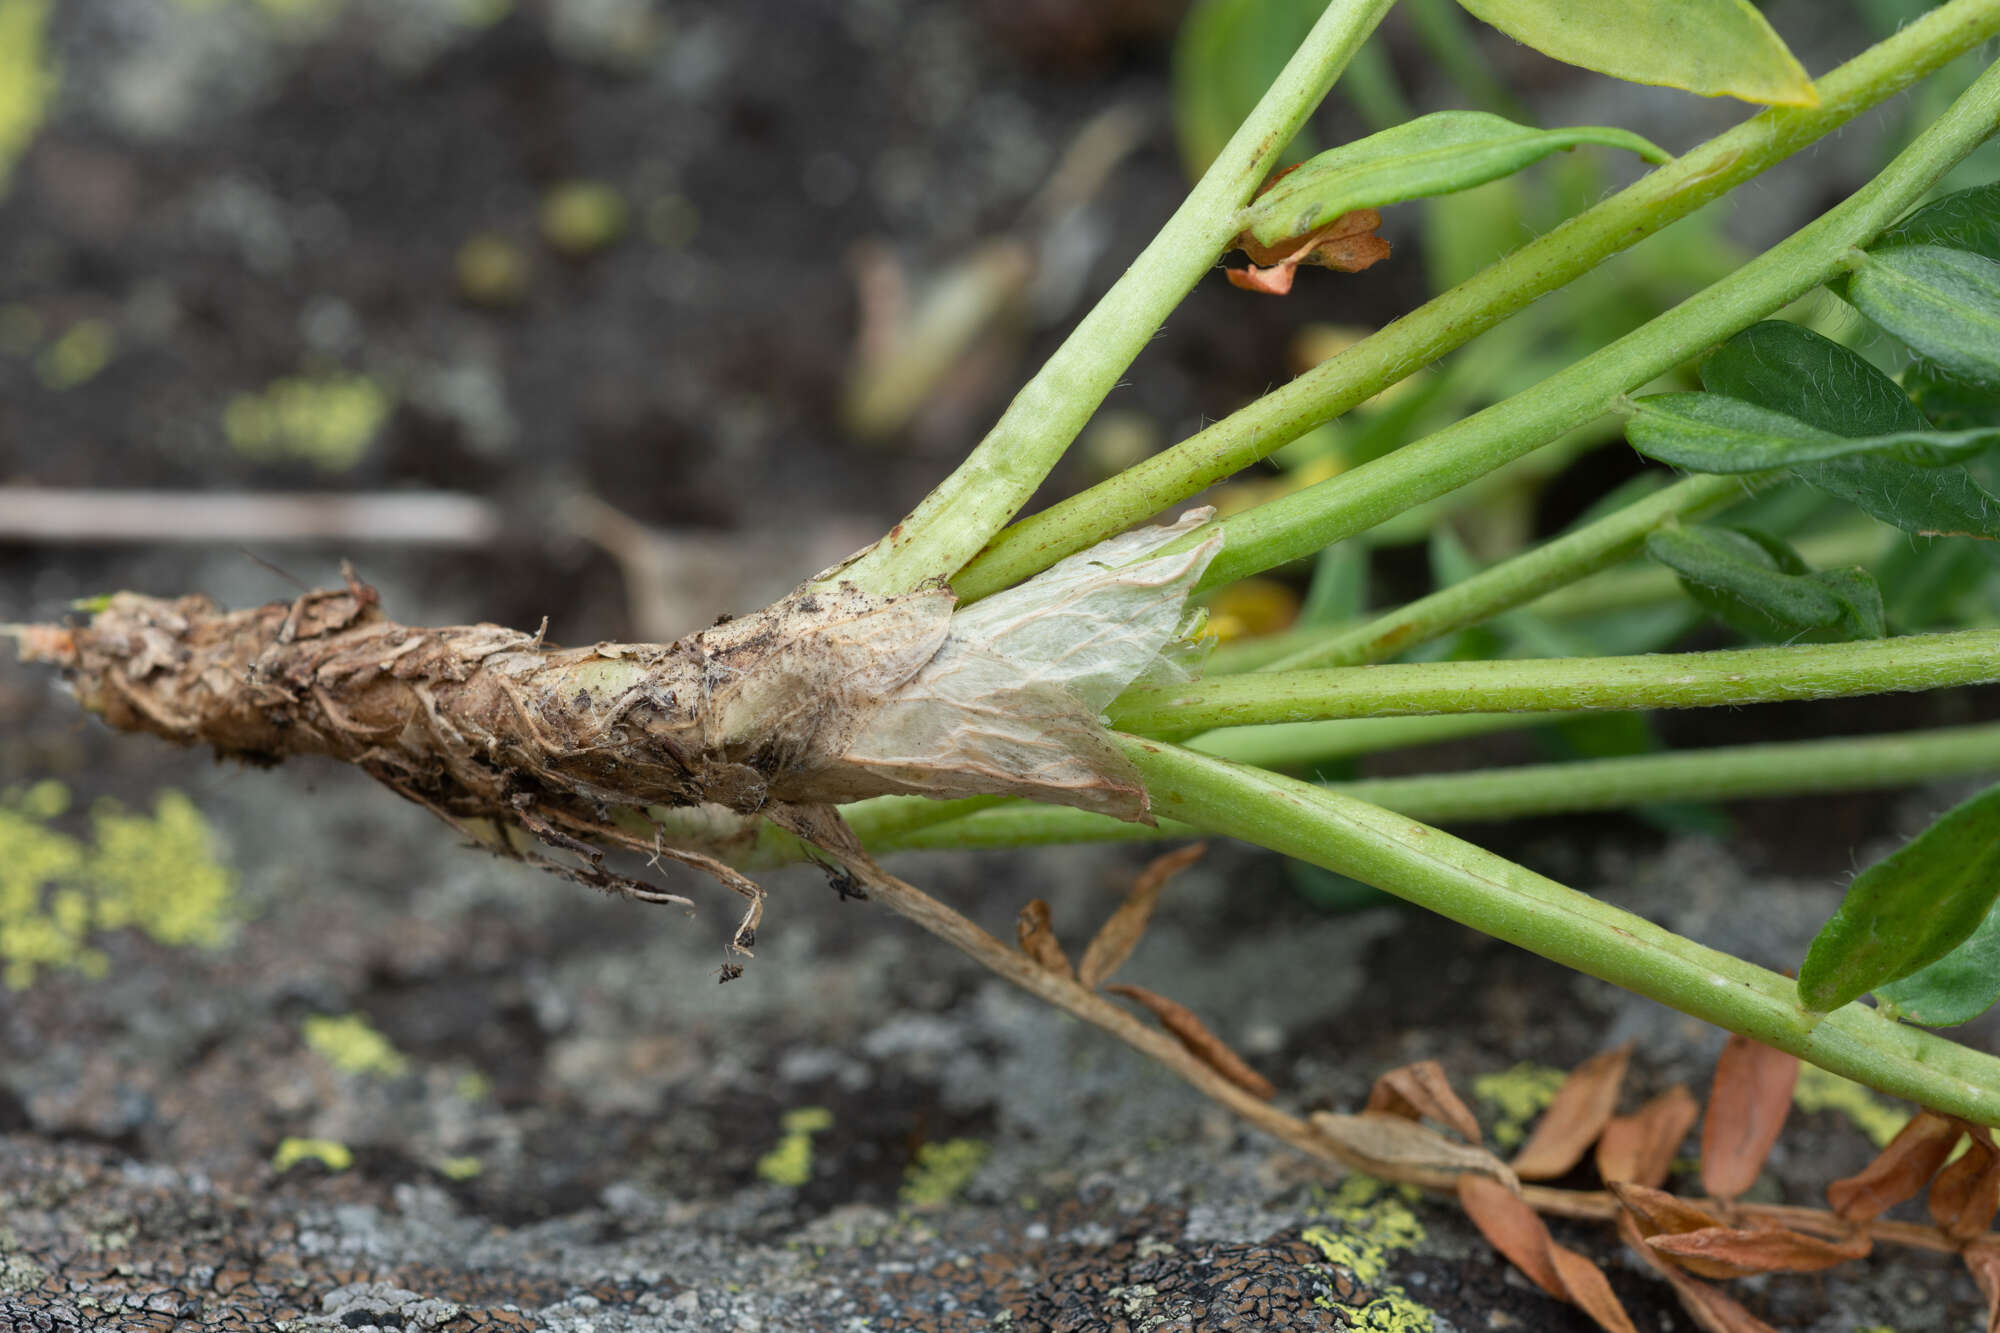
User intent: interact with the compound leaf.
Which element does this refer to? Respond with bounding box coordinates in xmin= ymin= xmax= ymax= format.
xmin=1627 ymin=392 xmax=2000 ymax=472
xmin=1645 ymin=527 xmax=1884 ymax=642
xmin=1848 ymin=245 xmax=2000 ymax=391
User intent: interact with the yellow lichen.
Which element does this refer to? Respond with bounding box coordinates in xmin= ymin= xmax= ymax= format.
xmin=757 ymin=1104 xmax=834 ymax=1188
xmin=224 ymin=372 xmax=392 ymax=471
xmin=302 ymin=1013 xmax=410 ymax=1078
xmin=437 ymin=1155 xmax=483 ymax=1180
xmin=1793 ymin=1064 xmax=1909 ymax=1150
xmin=900 ymin=1138 xmax=989 ymax=1209
xmin=0 ymin=0 xmax=55 ymax=197
xmin=1473 ymin=1062 xmax=1569 ymax=1150
xmin=541 ymin=180 xmax=628 ymax=255
xmin=0 ymin=785 xmax=236 ymax=990
xmin=454 ymin=1069 xmax=493 ymax=1102
xmin=272 ymin=1137 xmax=352 ymax=1172
xmin=36 ymin=319 xmax=115 ymax=390
xmin=1302 ymin=1175 xmax=1435 ymax=1330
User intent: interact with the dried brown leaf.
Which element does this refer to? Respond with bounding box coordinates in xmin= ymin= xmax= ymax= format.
xmin=1313 ymin=1110 xmax=1518 ymax=1192
xmin=1930 ymin=1125 xmax=2000 ymax=1242
xmin=1512 ymin=1044 xmax=1632 ymax=1181
xmin=1645 ymin=1224 xmax=1870 ymax=1277
xmin=1609 ymin=1181 xmax=1738 ymax=1280
xmin=1105 ymin=983 xmax=1274 ymax=1101
xmin=1457 ymin=1174 xmax=1565 ymax=1297
xmin=1964 ymin=1239 xmax=2000 ymax=1333
xmin=1827 ymin=1110 xmax=1962 ymax=1221
xmin=1618 ymin=1212 xmax=1781 ymax=1333
xmin=1016 ymin=899 xmax=1073 ymax=979
xmin=1225 ymin=208 xmax=1390 ymax=296
xmin=1456 ymin=1176 xmax=1635 ymax=1333
xmin=1548 ymin=1244 xmax=1640 ymax=1333
xmin=1700 ymin=1035 xmax=1799 ymax=1201
xmin=1077 ymin=843 xmax=1204 ymax=990
xmin=1367 ymin=1060 xmax=1483 ymax=1144
xmin=1596 ymin=1085 xmax=1699 ymax=1189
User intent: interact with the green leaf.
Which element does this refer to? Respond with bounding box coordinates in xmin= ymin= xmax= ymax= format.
xmin=1877 ymin=899 xmax=2000 ymax=1028
xmin=1874 ymin=182 xmax=2000 ymax=263
xmin=1453 ymin=0 xmax=1816 ymax=107
xmin=1798 ymin=781 xmax=2000 ymax=1014
xmin=1907 ymin=357 xmax=2000 ymax=432
xmin=1645 ymin=526 xmax=1884 ymax=642
xmin=1173 ymin=0 xmax=1324 ymax=178
xmin=1626 ymin=392 xmax=2000 ymax=472
xmin=1300 ymin=542 xmax=1369 ymax=626
xmin=1847 ymin=245 xmax=2000 ymax=390
xmin=1701 ymin=321 xmax=2000 ymax=540
xmin=1241 ymin=111 xmax=1670 ymax=248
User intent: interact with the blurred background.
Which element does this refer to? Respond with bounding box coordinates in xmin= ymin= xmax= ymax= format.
xmin=3 ymin=2 xmax=1998 ymax=1329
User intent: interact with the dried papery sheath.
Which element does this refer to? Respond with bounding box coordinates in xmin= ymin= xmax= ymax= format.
xmin=14 ymin=511 xmax=1221 ymax=944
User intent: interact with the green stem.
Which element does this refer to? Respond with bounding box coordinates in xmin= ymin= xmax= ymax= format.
xmin=830 ymin=0 xmax=1397 ymax=596
xmin=952 ymin=0 xmax=2000 ymax=602
xmin=1192 ymin=54 xmax=2000 ymax=591
xmin=1110 ymin=629 xmax=2000 ymax=731
xmin=1264 ymin=471 xmax=1756 ymax=672
xmin=861 ymin=723 xmax=2000 ymax=853
xmin=1121 ymin=737 xmax=2000 ymax=1124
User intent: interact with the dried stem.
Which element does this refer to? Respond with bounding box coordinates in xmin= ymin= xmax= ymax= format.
xmin=860 ymin=862 xmax=1972 ymax=1257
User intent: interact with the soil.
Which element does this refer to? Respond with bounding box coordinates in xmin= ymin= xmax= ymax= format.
xmin=3 ymin=3 xmax=1997 ymax=1331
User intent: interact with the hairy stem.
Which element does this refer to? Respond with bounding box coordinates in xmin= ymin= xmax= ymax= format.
xmin=1110 ymin=629 xmax=2000 ymax=731
xmin=831 ymin=0 xmax=1396 ymax=596
xmin=953 ymin=0 xmax=2000 ymax=601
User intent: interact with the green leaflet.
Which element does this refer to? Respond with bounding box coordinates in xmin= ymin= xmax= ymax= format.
xmin=1453 ymin=0 xmax=1816 ymax=107
xmin=1875 ymin=182 xmax=2000 ymax=262
xmin=1645 ymin=526 xmax=1884 ymax=643
xmin=1626 ymin=392 xmax=2000 ymax=472
xmin=1701 ymin=321 xmax=2000 ymax=540
xmin=1798 ymin=782 xmax=2000 ymax=1014
xmin=1847 ymin=245 xmax=2000 ymax=390
xmin=1906 ymin=356 xmax=2000 ymax=431
xmin=1173 ymin=0 xmax=1324 ymax=178
xmin=1240 ymin=111 xmax=1669 ymax=248
xmin=1878 ymin=899 xmax=2000 ymax=1028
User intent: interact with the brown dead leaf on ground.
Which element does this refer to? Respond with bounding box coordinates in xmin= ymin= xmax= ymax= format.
xmin=1827 ymin=1110 xmax=1963 ymax=1221
xmin=1365 ymin=1059 xmax=1483 ymax=1144
xmin=1076 ymin=843 xmax=1204 ymax=989
xmin=1644 ymin=1224 xmax=1871 ymax=1276
xmin=1963 ymin=1239 xmax=2000 ymax=1333
xmin=1596 ymin=1084 xmax=1699 ymax=1188
xmin=1104 ymin=983 xmax=1274 ymax=1100
xmin=1513 ymin=1043 xmax=1632 ymax=1180
xmin=1314 ymin=1110 xmax=1519 ymax=1192
xmin=1016 ymin=899 xmax=1073 ymax=978
xmin=1619 ymin=1212 xmax=1783 ymax=1333
xmin=1457 ymin=1175 xmax=1637 ymax=1333
xmin=1701 ymin=1035 xmax=1799 ymax=1201
xmin=1931 ymin=1125 xmax=2000 ymax=1242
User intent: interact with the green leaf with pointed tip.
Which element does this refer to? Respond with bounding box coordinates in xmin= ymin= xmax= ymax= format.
xmin=1878 ymin=898 xmax=2000 ymax=1028
xmin=1848 ymin=245 xmax=2000 ymax=390
xmin=1798 ymin=781 xmax=2000 ymax=1014
xmin=1875 ymin=183 xmax=2000 ymax=263
xmin=1626 ymin=393 xmax=2000 ymax=472
xmin=1645 ymin=526 xmax=1884 ymax=643
xmin=1241 ymin=111 xmax=1670 ymax=247
xmin=1454 ymin=0 xmax=1816 ymax=106
xmin=1701 ymin=321 xmax=2000 ymax=539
